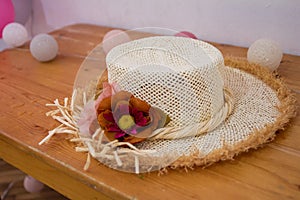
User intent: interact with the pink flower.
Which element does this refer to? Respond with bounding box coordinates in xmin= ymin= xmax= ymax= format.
xmin=77 ymin=100 xmax=97 ymax=136
xmin=77 ymin=82 xmax=120 ymax=136
xmin=94 ymin=82 xmax=120 ymax=110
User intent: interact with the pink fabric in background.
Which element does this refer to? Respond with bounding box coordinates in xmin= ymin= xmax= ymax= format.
xmin=0 ymin=0 xmax=15 ymax=38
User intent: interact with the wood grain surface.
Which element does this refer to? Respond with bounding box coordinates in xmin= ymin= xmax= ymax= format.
xmin=0 ymin=24 xmax=299 ymax=200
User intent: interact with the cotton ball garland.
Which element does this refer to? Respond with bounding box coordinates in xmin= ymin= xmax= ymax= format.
xmin=247 ymin=39 xmax=283 ymax=71
xmin=102 ymin=30 xmax=131 ymax=54
xmin=23 ymin=175 xmax=44 ymax=193
xmin=2 ymin=23 xmax=28 ymax=47
xmin=30 ymin=34 xmax=58 ymax=62
xmin=175 ymin=31 xmax=197 ymax=39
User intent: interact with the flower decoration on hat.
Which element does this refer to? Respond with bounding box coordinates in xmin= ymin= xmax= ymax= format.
xmin=96 ymin=83 xmax=169 ymax=144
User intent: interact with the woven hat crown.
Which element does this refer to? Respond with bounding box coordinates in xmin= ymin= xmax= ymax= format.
xmin=106 ymin=36 xmax=232 ymax=138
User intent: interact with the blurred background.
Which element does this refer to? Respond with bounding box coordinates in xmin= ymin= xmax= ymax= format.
xmin=1 ymin=0 xmax=300 ymax=55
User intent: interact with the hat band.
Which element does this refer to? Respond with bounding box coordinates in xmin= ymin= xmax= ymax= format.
xmin=149 ymin=87 xmax=234 ymax=139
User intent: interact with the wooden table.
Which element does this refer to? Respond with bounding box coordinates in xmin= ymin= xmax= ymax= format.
xmin=0 ymin=24 xmax=299 ymax=200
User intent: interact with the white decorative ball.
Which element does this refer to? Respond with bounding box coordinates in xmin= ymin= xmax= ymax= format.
xmin=30 ymin=34 xmax=58 ymax=62
xmin=23 ymin=175 xmax=44 ymax=193
xmin=102 ymin=30 xmax=131 ymax=54
xmin=2 ymin=22 xmax=28 ymax=47
xmin=247 ymin=39 xmax=283 ymax=71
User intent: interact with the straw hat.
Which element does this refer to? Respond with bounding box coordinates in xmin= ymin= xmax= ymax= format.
xmin=64 ymin=36 xmax=296 ymax=174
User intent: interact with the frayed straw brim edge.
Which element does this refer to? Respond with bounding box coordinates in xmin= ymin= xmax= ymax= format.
xmin=168 ymin=57 xmax=298 ymax=171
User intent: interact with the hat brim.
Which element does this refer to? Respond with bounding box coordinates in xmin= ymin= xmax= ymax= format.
xmin=170 ymin=57 xmax=297 ymax=169
xmin=72 ymin=56 xmax=296 ymax=173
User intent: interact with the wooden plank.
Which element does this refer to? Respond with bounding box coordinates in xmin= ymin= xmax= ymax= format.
xmin=0 ymin=159 xmax=67 ymax=199
xmin=0 ymin=24 xmax=299 ymax=200
xmin=0 ymin=135 xmax=115 ymax=200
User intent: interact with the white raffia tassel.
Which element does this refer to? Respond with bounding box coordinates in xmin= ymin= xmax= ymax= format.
xmin=39 ymin=98 xmax=79 ymax=145
xmin=75 ymin=147 xmax=89 ymax=152
xmin=41 ymin=90 xmax=157 ymax=173
xmin=84 ymin=153 xmax=91 ymax=171
xmin=135 ymin=156 xmax=140 ymax=174
xmin=38 ymin=129 xmax=57 ymax=145
xmin=113 ymin=151 xmax=123 ymax=166
xmin=70 ymin=89 xmax=77 ymax=112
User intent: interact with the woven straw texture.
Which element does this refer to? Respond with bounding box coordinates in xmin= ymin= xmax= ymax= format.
xmin=106 ymin=37 xmax=235 ymax=140
xmin=73 ymin=37 xmax=296 ymax=173
xmin=106 ymin=36 xmax=226 ymax=128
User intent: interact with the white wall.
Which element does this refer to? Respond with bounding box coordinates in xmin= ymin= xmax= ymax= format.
xmin=4 ymin=0 xmax=300 ymax=55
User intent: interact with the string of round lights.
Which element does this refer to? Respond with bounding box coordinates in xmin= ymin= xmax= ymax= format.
xmin=2 ymin=21 xmax=284 ymax=69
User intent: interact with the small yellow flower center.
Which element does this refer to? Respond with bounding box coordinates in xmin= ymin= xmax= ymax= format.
xmin=118 ymin=115 xmax=135 ymax=130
